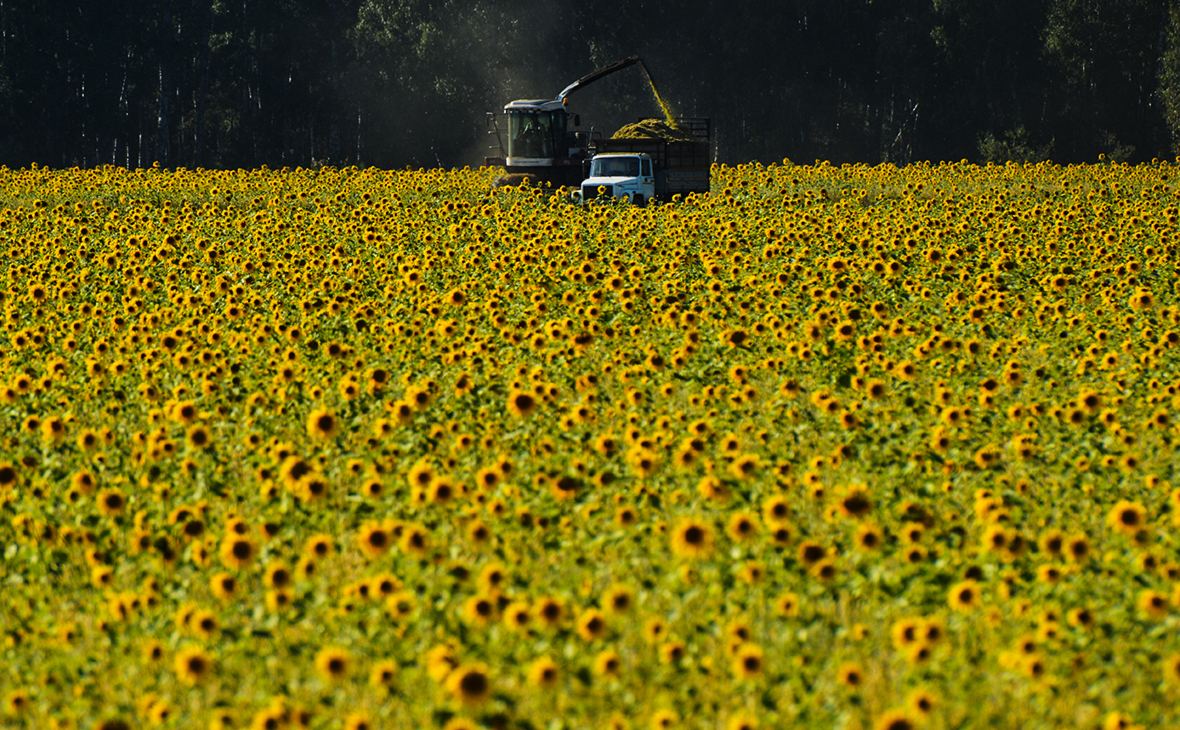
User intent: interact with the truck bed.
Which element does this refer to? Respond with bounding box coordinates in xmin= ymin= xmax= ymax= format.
xmin=590 ymin=118 xmax=711 ymax=198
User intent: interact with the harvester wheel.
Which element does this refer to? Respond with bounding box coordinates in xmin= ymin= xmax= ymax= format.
xmin=632 ymin=194 xmax=645 ymax=207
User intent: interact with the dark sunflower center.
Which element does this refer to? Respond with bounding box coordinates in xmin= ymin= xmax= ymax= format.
xmin=459 ymin=671 xmax=488 ymax=695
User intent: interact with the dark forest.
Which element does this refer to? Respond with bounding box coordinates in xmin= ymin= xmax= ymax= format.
xmin=2 ymin=0 xmax=1180 ymax=169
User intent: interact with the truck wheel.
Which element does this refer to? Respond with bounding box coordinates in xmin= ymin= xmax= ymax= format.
xmin=631 ymin=194 xmax=645 ymax=207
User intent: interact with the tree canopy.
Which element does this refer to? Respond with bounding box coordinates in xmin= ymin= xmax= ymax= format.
xmin=1 ymin=0 xmax=1177 ymax=168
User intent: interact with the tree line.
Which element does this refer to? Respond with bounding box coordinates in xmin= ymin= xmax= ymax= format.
xmin=2 ymin=0 xmax=1179 ymax=169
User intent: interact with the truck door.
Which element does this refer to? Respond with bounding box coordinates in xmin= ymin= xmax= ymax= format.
xmin=641 ymin=157 xmax=655 ymax=199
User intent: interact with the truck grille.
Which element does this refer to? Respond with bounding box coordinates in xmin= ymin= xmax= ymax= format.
xmin=582 ymin=184 xmax=612 ymax=201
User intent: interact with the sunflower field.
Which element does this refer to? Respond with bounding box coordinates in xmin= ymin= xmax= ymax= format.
xmin=2 ymin=158 xmax=1180 ymax=730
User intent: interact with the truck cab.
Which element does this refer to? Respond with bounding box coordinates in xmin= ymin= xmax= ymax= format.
xmin=577 ymin=153 xmax=655 ymax=206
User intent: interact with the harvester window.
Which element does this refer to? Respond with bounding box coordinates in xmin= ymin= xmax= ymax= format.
xmin=507 ymin=111 xmax=566 ymax=159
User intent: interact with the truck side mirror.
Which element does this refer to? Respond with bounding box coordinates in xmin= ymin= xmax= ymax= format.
xmin=573 ymin=114 xmax=581 ymax=127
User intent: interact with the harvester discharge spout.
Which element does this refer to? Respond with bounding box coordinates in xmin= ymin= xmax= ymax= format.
xmin=557 ymin=55 xmax=643 ymax=102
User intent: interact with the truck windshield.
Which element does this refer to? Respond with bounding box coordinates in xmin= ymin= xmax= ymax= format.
xmin=592 ymin=157 xmax=640 ymax=177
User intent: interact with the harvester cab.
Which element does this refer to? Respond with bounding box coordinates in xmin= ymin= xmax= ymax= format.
xmin=501 ymin=99 xmax=577 ymax=163
xmin=486 ymin=55 xmax=651 ymax=189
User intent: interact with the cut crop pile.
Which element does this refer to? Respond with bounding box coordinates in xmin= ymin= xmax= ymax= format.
xmin=612 ymin=118 xmax=700 ymax=142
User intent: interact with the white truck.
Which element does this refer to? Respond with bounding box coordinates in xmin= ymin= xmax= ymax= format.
xmin=574 ymin=118 xmax=712 ymax=205
xmin=577 ymin=153 xmax=657 ymax=206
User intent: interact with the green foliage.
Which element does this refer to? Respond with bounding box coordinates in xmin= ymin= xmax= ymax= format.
xmin=0 ymin=0 xmax=1175 ymax=166
xmin=1160 ymin=9 xmax=1180 ymax=156
xmin=976 ymin=127 xmax=1054 ymax=164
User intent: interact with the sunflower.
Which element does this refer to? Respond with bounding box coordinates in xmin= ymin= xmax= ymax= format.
xmin=797 ymin=541 xmax=827 ymax=565
xmin=463 ymin=594 xmax=497 ymax=626
xmin=209 ymin=709 xmax=237 ymax=730
xmin=506 ymin=390 xmax=537 ymax=417
xmin=314 ymin=646 xmax=351 ymax=682
xmin=306 ymin=408 xmax=338 ymax=439
xmin=576 ymin=608 xmax=608 ymax=641
xmin=369 ymin=658 xmax=398 ymax=688
xmin=1163 ymin=653 xmax=1180 ymax=685
xmin=627 ymin=448 xmax=659 ymax=478
xmin=304 ymin=534 xmax=333 ymax=559
xmin=381 ymin=588 xmax=415 ymax=619
xmin=894 ymin=361 xmax=917 ymax=381
xmin=1065 ymin=534 xmax=1091 ymax=562
xmin=186 ymin=425 xmax=211 ymax=450
xmin=726 ymin=712 xmax=759 ymax=730
xmin=427 ymin=477 xmax=457 ymax=504
xmin=921 ymin=617 xmax=945 ymax=645
xmin=836 ymin=661 xmax=864 ymax=688
xmin=810 ymin=559 xmax=838 ymax=582
xmin=1138 ymin=589 xmax=1169 ymax=619
xmin=343 ymin=713 xmax=373 ymax=730
xmin=445 ymin=663 xmax=491 ymax=707
xmin=279 ymin=456 xmax=315 ymax=489
xmin=837 ymin=487 xmax=873 ymax=518
xmin=697 ymin=475 xmax=730 ymax=502
xmin=96 ymin=488 xmax=127 ymax=516
xmin=39 ymin=417 xmax=66 ymax=445
xmin=774 ymin=592 xmax=800 ymax=617
xmin=368 ymin=572 xmax=399 ymax=598
xmin=219 ymin=535 xmax=256 ymax=569
xmin=357 ymin=521 xmax=392 ymax=558
xmin=642 ymin=708 xmax=678 ymax=730
xmin=261 ymin=562 xmax=291 ymax=590
xmin=534 ymin=597 xmax=564 ymax=628
xmin=731 ymin=643 xmax=764 ymax=679
xmin=670 ymin=518 xmax=714 ymax=559
xmin=615 ymin=505 xmax=639 ymax=528
xmin=494 ymin=601 xmax=528 ymax=633
xmin=728 ymin=453 xmax=760 ymax=480
xmin=75 ymin=429 xmax=100 ymax=452
xmin=1107 ymin=500 xmax=1147 ymax=536
xmin=722 ymin=328 xmax=749 ymax=348
xmin=426 ymin=644 xmax=460 ymax=683
xmin=601 ymin=584 xmax=634 ymax=615
xmin=853 ymin=523 xmax=884 ymax=551
xmin=466 ymin=519 xmax=492 ymax=545
xmin=659 ymin=641 xmax=685 ymax=664
xmin=947 ymin=580 xmax=981 ymax=612
xmin=1067 ymin=607 xmax=1095 ymax=629
xmin=874 ymin=709 xmax=917 ymax=730
xmin=406 ymin=459 xmax=435 ymax=491
xmin=527 ymin=656 xmax=560 ymax=689
xmin=726 ymin=512 xmax=760 ymax=542
xmin=762 ymin=495 xmax=790 ymax=524
xmin=398 ymin=523 xmax=430 ymax=555
xmin=593 ymin=649 xmax=622 ymax=677
xmin=190 ymin=609 xmax=219 ymax=638
xmin=174 ymin=646 xmax=213 ymax=685
xmin=172 ymin=400 xmax=199 ymax=424
xmin=4 ymin=689 xmax=29 ymax=716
